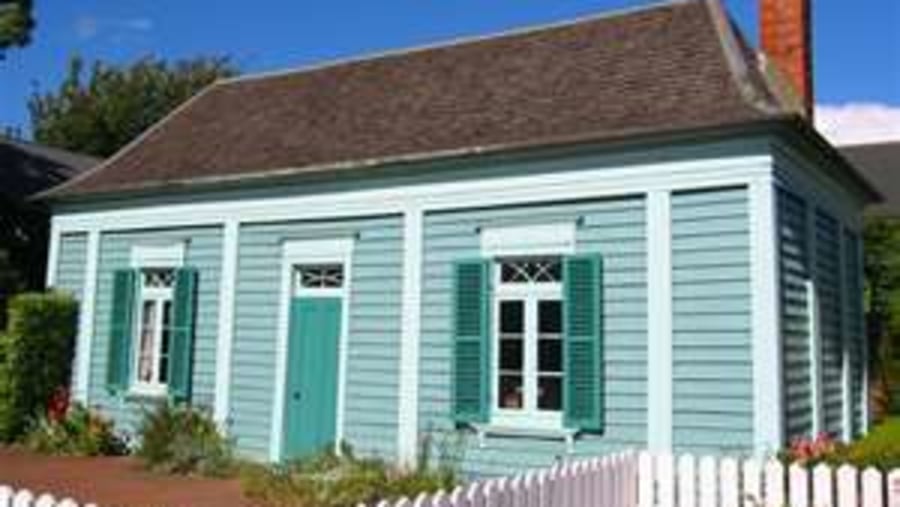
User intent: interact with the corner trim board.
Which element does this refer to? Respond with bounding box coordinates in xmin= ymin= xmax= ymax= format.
xmin=214 ymin=220 xmax=239 ymax=427
xmin=46 ymin=220 xmax=61 ymax=287
xmin=750 ymin=177 xmax=784 ymax=453
xmin=646 ymin=189 xmax=673 ymax=451
xmin=73 ymin=230 xmax=100 ymax=403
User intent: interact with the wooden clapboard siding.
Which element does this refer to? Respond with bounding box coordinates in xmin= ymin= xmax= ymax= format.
xmin=777 ymin=189 xmax=813 ymax=441
xmin=815 ymin=209 xmax=844 ymax=437
xmin=87 ymin=227 xmax=223 ymax=434
xmin=420 ymin=196 xmax=647 ymax=476
xmin=671 ymin=187 xmax=753 ymax=452
xmin=230 ymin=216 xmax=403 ymax=460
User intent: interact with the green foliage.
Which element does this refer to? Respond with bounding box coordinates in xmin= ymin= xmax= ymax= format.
xmin=780 ymin=418 xmax=900 ymax=471
xmin=241 ymin=445 xmax=459 ymax=507
xmin=22 ymin=403 xmax=127 ymax=456
xmin=863 ymin=217 xmax=900 ymax=416
xmin=0 ymin=0 xmax=34 ymax=57
xmin=0 ymin=291 xmax=77 ymax=441
xmin=135 ymin=403 xmax=234 ymax=477
xmin=29 ymin=55 xmax=238 ymax=157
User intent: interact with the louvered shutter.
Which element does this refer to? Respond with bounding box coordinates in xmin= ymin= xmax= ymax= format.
xmin=563 ymin=255 xmax=604 ymax=431
xmin=452 ymin=260 xmax=491 ymax=424
xmin=107 ymin=269 xmax=137 ymax=393
xmin=168 ymin=268 xmax=198 ymax=401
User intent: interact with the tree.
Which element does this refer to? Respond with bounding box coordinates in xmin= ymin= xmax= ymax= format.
xmin=0 ymin=0 xmax=33 ymax=58
xmin=29 ymin=55 xmax=238 ymax=157
xmin=864 ymin=217 xmax=900 ymax=418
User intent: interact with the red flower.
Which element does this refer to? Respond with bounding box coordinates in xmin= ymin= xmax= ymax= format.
xmin=47 ymin=387 xmax=70 ymax=422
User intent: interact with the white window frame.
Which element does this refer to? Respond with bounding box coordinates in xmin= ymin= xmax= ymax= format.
xmin=480 ymin=222 xmax=574 ymax=432
xmin=491 ymin=265 xmax=564 ymax=430
xmin=128 ymin=243 xmax=185 ymax=397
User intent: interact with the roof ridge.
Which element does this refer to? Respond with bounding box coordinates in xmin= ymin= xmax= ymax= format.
xmin=215 ymin=0 xmax=694 ymax=88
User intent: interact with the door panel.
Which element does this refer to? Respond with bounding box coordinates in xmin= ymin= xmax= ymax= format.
xmin=282 ymin=297 xmax=341 ymax=460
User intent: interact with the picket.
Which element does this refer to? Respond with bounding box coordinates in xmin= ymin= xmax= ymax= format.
xmin=889 ymin=469 xmax=900 ymax=507
xmin=741 ymin=459 xmax=761 ymax=507
xmin=678 ymin=454 xmax=696 ymax=507
xmin=835 ymin=465 xmax=856 ymax=507
xmin=764 ymin=460 xmax=785 ymax=507
xmin=698 ymin=455 xmax=717 ymax=507
xmin=812 ymin=464 xmax=833 ymax=506
xmin=863 ymin=468 xmax=884 ymax=506
xmin=719 ymin=458 xmax=739 ymax=507
xmin=789 ymin=462 xmax=810 ymax=507
xmin=657 ymin=453 xmax=675 ymax=507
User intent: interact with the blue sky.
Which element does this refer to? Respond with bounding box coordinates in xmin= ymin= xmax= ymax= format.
xmin=2 ymin=0 xmax=899 ymax=144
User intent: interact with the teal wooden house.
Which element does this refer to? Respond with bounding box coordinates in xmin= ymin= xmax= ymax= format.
xmin=42 ymin=0 xmax=878 ymax=475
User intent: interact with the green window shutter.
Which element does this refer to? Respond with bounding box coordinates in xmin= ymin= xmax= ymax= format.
xmin=107 ymin=269 xmax=137 ymax=393
xmin=452 ymin=260 xmax=491 ymax=424
xmin=563 ymin=255 xmax=604 ymax=432
xmin=169 ymin=268 xmax=198 ymax=401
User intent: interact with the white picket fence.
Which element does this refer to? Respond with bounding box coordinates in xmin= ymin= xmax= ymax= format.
xmin=0 ymin=485 xmax=94 ymax=507
xmin=370 ymin=451 xmax=640 ymax=507
xmin=370 ymin=451 xmax=900 ymax=507
xmin=638 ymin=452 xmax=900 ymax=507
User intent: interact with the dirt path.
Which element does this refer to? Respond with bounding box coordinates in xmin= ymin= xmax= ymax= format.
xmin=0 ymin=448 xmax=255 ymax=507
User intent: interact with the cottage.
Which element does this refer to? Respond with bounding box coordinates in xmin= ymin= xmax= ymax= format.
xmin=42 ymin=0 xmax=877 ymax=475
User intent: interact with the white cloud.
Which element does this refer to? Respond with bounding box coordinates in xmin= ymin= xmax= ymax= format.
xmin=74 ymin=15 xmax=154 ymax=41
xmin=815 ymin=102 xmax=900 ymax=146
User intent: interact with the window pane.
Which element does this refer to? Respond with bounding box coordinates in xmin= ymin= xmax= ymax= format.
xmin=138 ymin=301 xmax=157 ymax=383
xmin=538 ymin=300 xmax=562 ymax=334
xmin=499 ymin=375 xmax=523 ymax=409
xmin=538 ymin=339 xmax=562 ymax=372
xmin=499 ymin=301 xmax=524 ymax=333
xmin=500 ymin=339 xmax=522 ymax=371
xmin=299 ymin=264 xmax=344 ymax=288
xmin=538 ymin=376 xmax=562 ymax=411
xmin=159 ymin=300 xmax=172 ymax=384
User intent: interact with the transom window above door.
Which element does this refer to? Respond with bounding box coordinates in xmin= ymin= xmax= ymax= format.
xmin=499 ymin=258 xmax=562 ymax=284
xmin=295 ymin=264 xmax=344 ymax=290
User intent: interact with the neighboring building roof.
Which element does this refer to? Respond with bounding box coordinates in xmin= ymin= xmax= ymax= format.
xmin=0 ymin=137 xmax=98 ymax=202
xmin=45 ymin=0 xmax=848 ymax=200
xmin=842 ymin=141 xmax=900 ymax=217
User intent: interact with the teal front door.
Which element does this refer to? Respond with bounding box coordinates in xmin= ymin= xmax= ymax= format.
xmin=282 ymin=297 xmax=341 ymax=460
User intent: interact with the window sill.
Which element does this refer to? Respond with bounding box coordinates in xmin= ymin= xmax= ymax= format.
xmin=124 ymin=387 xmax=168 ymax=401
xmin=470 ymin=423 xmax=577 ymax=453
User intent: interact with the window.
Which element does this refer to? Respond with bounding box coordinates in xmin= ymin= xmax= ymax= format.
xmin=297 ymin=264 xmax=344 ymax=289
xmin=133 ymin=268 xmax=175 ymax=394
xmin=493 ymin=258 xmax=563 ymax=428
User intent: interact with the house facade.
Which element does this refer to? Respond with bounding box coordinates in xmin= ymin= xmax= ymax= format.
xmin=43 ymin=0 xmax=876 ymax=476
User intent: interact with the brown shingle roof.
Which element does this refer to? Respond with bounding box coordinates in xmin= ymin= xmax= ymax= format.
xmin=50 ymin=0 xmax=792 ymax=199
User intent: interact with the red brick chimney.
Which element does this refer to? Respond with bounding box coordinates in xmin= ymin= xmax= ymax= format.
xmin=759 ymin=0 xmax=813 ymax=118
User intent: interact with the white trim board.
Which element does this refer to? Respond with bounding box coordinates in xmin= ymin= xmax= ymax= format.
xmin=269 ymin=237 xmax=354 ymax=461
xmin=397 ymin=206 xmax=423 ymax=465
xmin=129 ymin=243 xmax=185 ymax=268
xmin=214 ymin=220 xmax=239 ymax=427
xmin=480 ymin=222 xmax=576 ymax=258
xmin=750 ymin=177 xmax=784 ymax=454
xmin=646 ymin=190 xmax=673 ymax=451
xmin=53 ymin=155 xmax=772 ymax=232
xmin=73 ymin=230 xmax=100 ymax=403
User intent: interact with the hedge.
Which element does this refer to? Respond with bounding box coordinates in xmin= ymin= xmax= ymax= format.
xmin=0 ymin=291 xmax=78 ymax=441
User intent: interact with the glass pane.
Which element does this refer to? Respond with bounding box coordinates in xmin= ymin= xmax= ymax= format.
xmin=538 ymin=376 xmax=562 ymax=411
xmin=138 ymin=300 xmax=157 ymax=383
xmin=143 ymin=269 xmax=175 ymax=288
xmin=499 ymin=375 xmax=523 ymax=409
xmin=538 ymin=300 xmax=562 ymax=334
xmin=500 ymin=339 xmax=522 ymax=371
xmin=538 ymin=339 xmax=562 ymax=372
xmin=159 ymin=301 xmax=172 ymax=384
xmin=499 ymin=301 xmax=524 ymax=334
xmin=299 ymin=264 xmax=343 ymax=288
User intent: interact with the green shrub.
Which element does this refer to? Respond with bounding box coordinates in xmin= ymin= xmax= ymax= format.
xmin=22 ymin=402 xmax=127 ymax=456
xmin=0 ymin=291 xmax=78 ymax=441
xmin=135 ymin=402 xmax=234 ymax=477
xmin=241 ymin=444 xmax=459 ymax=507
xmin=780 ymin=418 xmax=900 ymax=470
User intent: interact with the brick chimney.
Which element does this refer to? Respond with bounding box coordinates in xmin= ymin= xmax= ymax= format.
xmin=760 ymin=0 xmax=813 ymax=118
